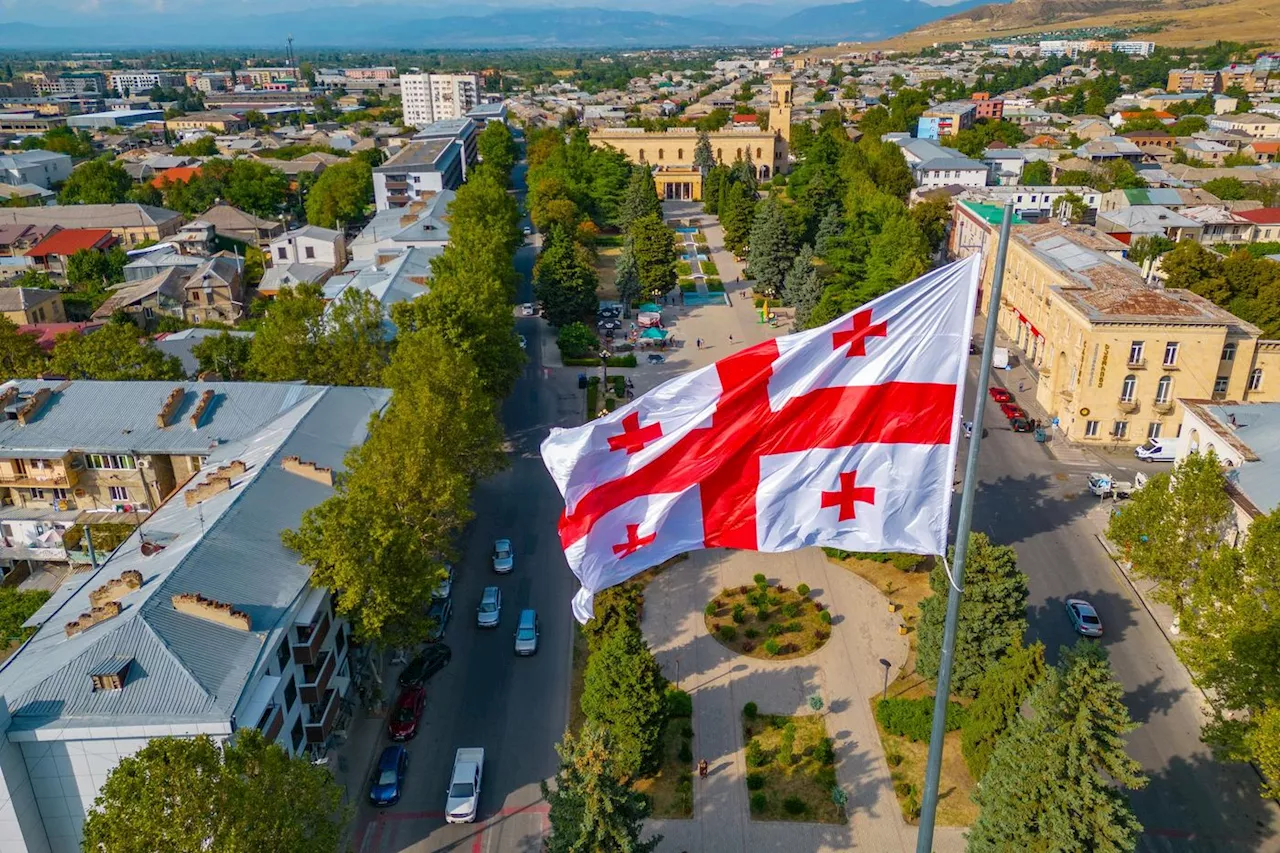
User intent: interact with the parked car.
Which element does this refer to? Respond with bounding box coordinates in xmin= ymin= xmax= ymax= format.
xmin=493 ymin=539 xmax=514 ymax=574
xmin=1135 ymin=438 xmax=1176 ymax=462
xmin=522 ymin=226 xmax=532 ymax=236
xmin=1000 ymin=402 xmax=1026 ymax=420
xmin=431 ymin=564 xmax=454 ymax=600
xmin=520 ymin=302 xmax=535 ymax=316
xmin=476 ymin=586 xmax=502 ymax=628
xmin=1010 ymin=417 xmax=1033 ymax=433
xmin=427 ymin=597 xmax=452 ymax=641
xmin=514 ymin=608 xmax=539 ymax=655
xmin=988 ymin=387 xmax=1013 ymax=403
xmin=369 ymin=745 xmax=408 ymax=806
xmin=1066 ymin=599 xmax=1103 ymax=637
xmin=398 ymin=644 xmax=452 ymax=687
xmin=646 ymin=353 xmax=665 ymax=364
xmin=446 ymin=748 xmax=484 ymax=824
xmin=518 ymin=334 xmax=527 ymax=350
xmin=388 ymin=686 xmax=427 ymax=741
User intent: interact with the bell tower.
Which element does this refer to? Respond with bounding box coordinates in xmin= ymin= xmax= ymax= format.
xmin=769 ymin=74 xmax=793 ymax=144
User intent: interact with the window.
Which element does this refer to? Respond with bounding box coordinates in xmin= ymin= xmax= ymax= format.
xmin=1215 ymin=376 xmax=1231 ymax=394
xmin=277 ymin=247 xmax=288 ymax=260
xmin=1222 ymin=342 xmax=1237 ymax=361
xmin=1155 ymin=375 xmax=1172 ymax=404
xmin=304 ymin=245 xmax=315 ymax=260
xmin=108 ymin=486 xmax=129 ymax=502
xmin=335 ymin=623 xmax=346 ymax=656
xmin=52 ymin=488 xmax=68 ymax=501
xmin=28 ymin=488 xmax=44 ymax=500
xmin=291 ymin=718 xmax=304 ymax=752
xmin=1128 ymin=341 xmax=1144 ymax=365
xmin=1250 ymin=369 xmax=1263 ymax=391
xmin=283 ymin=676 xmax=297 ymax=711
xmin=86 ymin=454 xmax=136 ymax=470
xmin=1163 ymin=342 xmax=1179 ymax=366
xmin=1147 ymin=422 xmax=1162 ymax=439
xmin=1113 ymin=421 xmax=1129 ymax=439
xmin=677 ymin=148 xmax=683 ymax=159
xmin=1084 ymin=420 xmax=1100 ymax=438
xmin=657 ymin=148 xmax=663 ymax=159
xmin=277 ymin=640 xmax=290 ymax=671
xmin=1120 ymin=374 xmax=1137 ymax=402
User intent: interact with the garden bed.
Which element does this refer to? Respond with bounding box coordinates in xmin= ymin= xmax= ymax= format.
xmin=701 ymin=259 xmax=719 ymax=276
xmin=634 ymin=689 xmax=696 ymax=818
xmin=704 ymin=575 xmax=830 ymax=660
xmin=679 ymin=281 xmax=697 ymax=292
xmin=741 ymin=709 xmax=844 ymax=823
xmin=873 ymin=697 xmax=977 ymax=826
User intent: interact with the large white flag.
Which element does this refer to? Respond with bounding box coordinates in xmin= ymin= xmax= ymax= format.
xmin=541 ymin=255 xmax=981 ymax=622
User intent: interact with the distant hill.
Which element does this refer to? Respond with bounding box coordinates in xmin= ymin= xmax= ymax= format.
xmin=0 ymin=2 xmax=994 ymax=49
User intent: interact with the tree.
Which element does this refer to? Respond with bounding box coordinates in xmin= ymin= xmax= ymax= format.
xmin=783 ymin=244 xmax=823 ymax=330
xmin=58 ymin=156 xmax=132 ymax=205
xmin=730 ymin=151 xmax=758 ymax=197
xmin=619 ymin=165 xmax=661 ymax=233
xmin=614 ymin=241 xmax=641 ymax=310
xmin=745 ymin=197 xmax=794 ymax=298
xmin=49 ymin=323 xmax=183 ymax=380
xmin=190 ymin=331 xmax=252 ymax=380
xmin=171 ymin=135 xmax=218 ymax=156
xmin=0 ymin=316 xmax=49 ymax=378
xmin=477 ymin=121 xmax=518 ymax=181
xmin=917 ymin=532 xmax=1028 ymax=697
xmin=1107 ymin=449 xmax=1232 ymax=615
xmin=1021 ymin=160 xmax=1052 ymax=186
xmin=542 ymin=723 xmax=660 ymax=853
xmin=968 ymin=642 xmax=1146 ymax=853
xmin=961 ymin=639 xmax=1046 ymax=779
xmin=305 ymin=159 xmax=372 ymax=228
xmin=1127 ymin=234 xmax=1175 ymax=269
xmin=556 ymin=321 xmax=598 ymax=359
xmin=1159 ymin=239 xmax=1229 ymax=299
xmin=535 ymin=226 xmax=599 ymax=327
xmin=220 ymin=159 xmax=289 ymax=219
xmin=285 ymin=328 xmax=503 ymax=646
xmin=694 ymin=130 xmax=715 ymax=175
xmin=21 ymin=126 xmax=93 ymax=158
xmin=318 ymin=288 xmax=392 ymax=387
xmin=244 ymin=109 xmax=270 ymax=130
xmin=814 ymin=204 xmax=842 ymax=256
xmin=909 ymin=195 xmax=950 ymax=255
xmin=82 ymin=730 xmax=344 ymax=853
xmin=247 ymin=283 xmax=328 ymax=382
xmin=862 ymin=214 xmax=930 ymax=298
xmin=581 ymin=623 xmax=668 ymax=780
xmin=628 ymin=213 xmax=677 ymax=302
xmin=1052 ymin=190 xmax=1088 ymax=224
xmin=721 ymin=181 xmax=755 ymax=258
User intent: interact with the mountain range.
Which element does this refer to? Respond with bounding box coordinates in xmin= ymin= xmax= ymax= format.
xmin=0 ymin=1 xmax=995 ymax=49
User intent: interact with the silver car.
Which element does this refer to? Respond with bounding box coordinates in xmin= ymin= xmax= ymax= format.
xmin=514 ymin=609 xmax=539 ymax=656
xmin=493 ymin=539 xmax=514 ymax=574
xmin=476 ymin=586 xmax=501 ymax=628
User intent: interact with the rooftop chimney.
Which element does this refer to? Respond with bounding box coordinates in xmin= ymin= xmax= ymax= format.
xmin=189 ymin=389 xmax=215 ymax=429
xmin=16 ymin=388 xmax=51 ymax=425
xmin=88 ymin=570 xmax=143 ymax=609
xmin=64 ymin=600 xmax=122 ymax=638
xmin=171 ymin=593 xmax=251 ymax=631
xmin=156 ymin=387 xmax=185 ymax=428
xmin=281 ymin=455 xmax=334 ymax=487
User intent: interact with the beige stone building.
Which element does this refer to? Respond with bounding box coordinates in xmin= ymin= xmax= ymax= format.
xmin=950 ymin=201 xmax=1280 ymax=446
xmin=589 ymin=75 xmax=794 ymax=200
xmin=0 ymin=204 xmax=181 ymax=248
xmin=0 ymin=287 xmax=65 ymax=325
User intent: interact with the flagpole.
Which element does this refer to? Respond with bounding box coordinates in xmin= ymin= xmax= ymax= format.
xmin=915 ymin=201 xmax=1015 ymax=853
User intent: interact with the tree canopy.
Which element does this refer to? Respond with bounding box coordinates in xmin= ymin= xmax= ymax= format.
xmin=304 ymin=159 xmax=373 ymax=228
xmin=580 ymin=622 xmax=669 ymax=781
xmin=49 ymin=323 xmax=183 ymax=381
xmin=0 ymin=315 xmax=50 ymax=378
xmin=58 ymin=156 xmax=132 ymax=205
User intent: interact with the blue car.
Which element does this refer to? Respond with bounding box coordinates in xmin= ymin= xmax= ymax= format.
xmin=369 ymin=745 xmax=408 ymax=807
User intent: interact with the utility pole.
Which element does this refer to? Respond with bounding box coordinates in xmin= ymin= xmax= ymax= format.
xmin=915 ymin=201 xmax=1015 ymax=853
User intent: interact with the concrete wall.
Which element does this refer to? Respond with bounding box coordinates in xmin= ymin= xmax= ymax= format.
xmin=0 ymin=699 xmax=50 ymax=853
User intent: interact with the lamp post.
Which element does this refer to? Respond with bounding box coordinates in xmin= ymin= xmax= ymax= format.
xmin=600 ymin=348 xmax=612 ymax=392
xmin=879 ymin=658 xmax=892 ymax=701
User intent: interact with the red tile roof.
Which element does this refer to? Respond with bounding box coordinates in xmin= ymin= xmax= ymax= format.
xmin=1249 ymin=141 xmax=1280 ymax=154
xmin=16 ymin=321 xmax=105 ymax=351
xmin=25 ymin=228 xmax=116 ymax=259
xmin=151 ymin=166 xmax=203 ymax=188
xmin=732 ymin=114 xmax=759 ymax=124
xmin=1239 ymin=208 xmax=1280 ymax=225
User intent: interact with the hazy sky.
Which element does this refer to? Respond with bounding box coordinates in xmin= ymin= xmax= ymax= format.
xmin=1 ymin=0 xmax=967 ymax=22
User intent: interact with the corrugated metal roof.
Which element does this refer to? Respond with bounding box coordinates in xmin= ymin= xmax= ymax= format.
xmin=87 ymin=654 xmax=134 ymax=678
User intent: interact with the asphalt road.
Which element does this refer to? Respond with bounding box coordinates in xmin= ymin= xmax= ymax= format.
xmin=958 ymin=362 xmax=1280 ymax=853
xmin=353 ymin=143 xmax=579 ymax=853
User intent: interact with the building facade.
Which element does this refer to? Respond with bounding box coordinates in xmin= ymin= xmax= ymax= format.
xmin=0 ymin=152 xmax=72 ymax=190
xmin=401 ymin=73 xmax=481 ymax=128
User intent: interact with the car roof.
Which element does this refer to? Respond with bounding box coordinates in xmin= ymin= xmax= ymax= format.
xmin=495 ymin=538 xmax=511 ymax=548
xmin=482 ymin=585 xmax=500 ymax=598
xmin=1068 ymin=599 xmax=1096 ymax=612
xmin=395 ymin=686 xmax=422 ymax=705
xmin=518 ymin=608 xmax=536 ymax=624
xmin=379 ymin=745 xmax=405 ymax=767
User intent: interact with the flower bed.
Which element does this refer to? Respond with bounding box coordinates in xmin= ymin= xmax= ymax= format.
xmin=704 ymin=577 xmax=831 ymax=660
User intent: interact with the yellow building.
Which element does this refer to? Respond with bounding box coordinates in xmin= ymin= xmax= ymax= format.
xmin=589 ymin=74 xmax=794 ymax=200
xmin=164 ymin=111 xmax=248 ymax=134
xmin=950 ymin=201 xmax=1280 ymax=445
xmin=0 ymin=288 xmax=65 ymax=325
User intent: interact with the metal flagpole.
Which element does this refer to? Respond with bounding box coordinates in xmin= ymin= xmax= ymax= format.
xmin=916 ymin=201 xmax=1015 ymax=853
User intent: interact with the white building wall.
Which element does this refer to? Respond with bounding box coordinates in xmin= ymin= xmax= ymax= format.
xmin=269 ymin=234 xmax=346 ymax=270
xmin=0 ymin=700 xmax=50 ymax=853
xmin=919 ymin=168 xmax=988 ymax=189
xmin=401 ymin=73 xmax=433 ymax=127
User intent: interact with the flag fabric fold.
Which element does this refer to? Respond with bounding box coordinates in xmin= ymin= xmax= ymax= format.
xmin=541 ymin=254 xmax=982 ymax=623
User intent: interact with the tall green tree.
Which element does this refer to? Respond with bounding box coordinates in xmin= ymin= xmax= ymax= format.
xmin=534 ymin=226 xmax=599 ymax=327
xmin=542 ymin=723 xmax=660 ymax=853
xmin=720 ymin=181 xmax=755 ymax=258
xmin=58 ymin=156 xmax=132 ymax=205
xmin=246 ymin=283 xmax=328 ymax=382
xmin=917 ymin=532 xmax=1028 ymax=697
xmin=318 ymin=288 xmax=392 ymax=387
xmin=305 ymin=159 xmax=372 ymax=227
xmin=783 ymin=244 xmax=823 ymax=330
xmin=49 ymin=323 xmax=183 ymax=380
xmin=969 ymin=642 xmax=1146 ymax=853
xmin=745 ymin=196 xmax=794 ymax=299
xmin=628 ymin=213 xmax=677 ymax=302
xmin=190 ymin=330 xmax=252 ymax=380
xmin=83 ymin=730 xmax=345 ymax=853
xmin=580 ymin=624 xmax=668 ymax=780
xmin=0 ymin=316 xmax=50 ymax=378
xmin=477 ymin=121 xmax=519 ymax=181
xmin=814 ymin=204 xmax=842 ymax=256
xmin=960 ymin=639 xmax=1046 ymax=779
xmin=619 ymin=165 xmax=662 ymax=232
xmin=730 ymin=151 xmax=757 ymax=196
xmin=694 ymin=130 xmax=715 ymax=175
xmin=1021 ymin=160 xmax=1052 ymax=186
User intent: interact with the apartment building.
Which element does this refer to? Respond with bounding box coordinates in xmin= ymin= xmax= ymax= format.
xmin=103 ymin=70 xmax=185 ymax=95
xmin=0 ymin=204 xmax=182 ymax=248
xmin=1208 ymin=113 xmax=1280 ymax=139
xmin=0 ymin=380 xmax=390 ymax=853
xmin=164 ymin=111 xmax=248 ymax=134
xmin=373 ymin=130 xmax=469 ymax=210
xmin=400 ymin=73 xmax=481 ymax=128
xmin=971 ymin=92 xmax=1004 ymax=120
xmin=1166 ymin=69 xmax=1221 ymax=94
xmin=0 ymin=288 xmax=65 ymax=325
xmin=0 ymin=151 xmax=72 ymax=190
xmin=915 ymin=100 xmax=977 ymax=140
xmin=950 ymin=202 xmax=1280 ymax=445
xmin=1219 ymin=64 xmax=1267 ymax=94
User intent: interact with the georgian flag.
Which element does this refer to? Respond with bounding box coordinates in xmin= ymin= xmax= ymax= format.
xmin=541 ymin=255 xmax=982 ymax=623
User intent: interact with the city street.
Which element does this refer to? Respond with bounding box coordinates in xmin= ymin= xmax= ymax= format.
xmin=958 ymin=366 xmax=1280 ymax=853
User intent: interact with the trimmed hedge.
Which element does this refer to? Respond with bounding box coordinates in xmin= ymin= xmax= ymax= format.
xmin=875 ymin=697 xmax=966 ymax=743
xmin=564 ymin=354 xmax=638 ymax=368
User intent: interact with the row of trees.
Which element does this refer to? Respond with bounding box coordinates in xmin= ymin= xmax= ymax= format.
xmin=1156 ymin=240 xmax=1280 ymax=338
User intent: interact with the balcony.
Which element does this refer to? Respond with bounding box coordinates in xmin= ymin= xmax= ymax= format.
xmin=0 ymin=464 xmax=76 ymax=489
xmin=300 ymin=650 xmax=335 ymax=705
xmin=257 ymin=704 xmax=283 ymax=742
xmin=384 ymin=180 xmax=409 ymax=190
xmin=304 ymin=688 xmax=338 ymax=744
xmin=1153 ymin=401 xmax=1175 ymax=415
xmin=292 ymin=611 xmax=330 ymax=666
xmin=1117 ymin=399 xmax=1139 ymax=414
xmin=1126 ymin=357 xmax=1147 ymax=369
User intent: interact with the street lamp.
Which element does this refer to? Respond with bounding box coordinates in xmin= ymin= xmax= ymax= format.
xmin=879 ymin=658 xmax=892 ymax=701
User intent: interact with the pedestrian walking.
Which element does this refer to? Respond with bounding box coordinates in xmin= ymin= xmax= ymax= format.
xmin=729 ymin=333 xmax=734 ymax=345
xmin=1018 ymin=380 xmax=1025 ymax=392
xmin=698 ymin=758 xmax=709 ymax=778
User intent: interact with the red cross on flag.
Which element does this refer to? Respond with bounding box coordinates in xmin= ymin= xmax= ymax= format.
xmin=541 ymin=255 xmax=981 ymax=622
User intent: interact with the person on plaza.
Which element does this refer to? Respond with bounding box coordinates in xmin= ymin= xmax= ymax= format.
xmin=698 ymin=758 xmax=709 ymax=778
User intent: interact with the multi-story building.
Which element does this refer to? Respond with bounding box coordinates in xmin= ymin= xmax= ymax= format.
xmin=0 ymin=380 xmax=390 ymax=853
xmin=916 ymin=100 xmax=976 ymax=140
xmin=0 ymin=288 xmax=65 ymax=325
xmin=950 ymin=202 xmax=1280 ymax=444
xmin=971 ymin=92 xmax=1004 ymax=120
xmin=1219 ymin=64 xmax=1267 ymax=94
xmin=164 ymin=111 xmax=248 ymax=134
xmin=1167 ymin=69 xmax=1221 ymax=93
xmin=1239 ymin=208 xmax=1280 ymax=242
xmin=269 ymin=225 xmax=348 ymax=270
xmin=1208 ymin=112 xmax=1280 ymax=139
xmin=0 ymin=204 xmax=182 ymax=248
xmin=104 ymin=70 xmax=184 ymax=95
xmin=400 ymin=73 xmax=481 ymax=127
xmin=1113 ymin=41 xmax=1156 ymax=57
xmin=0 ymin=151 xmax=72 ymax=190
xmin=373 ymin=139 xmax=468 ymax=210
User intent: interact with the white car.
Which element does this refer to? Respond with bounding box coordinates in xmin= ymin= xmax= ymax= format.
xmin=493 ymin=538 xmax=514 ymax=574
xmin=431 ymin=563 xmax=454 ymax=600
xmin=518 ymin=334 xmax=527 ymax=350
xmin=520 ymin=303 xmax=535 ymax=317
xmin=522 ymin=226 xmax=532 ymax=236
xmin=446 ymin=748 xmax=484 ymax=824
xmin=1066 ymin=599 xmax=1103 ymax=637
xmin=476 ymin=586 xmax=502 ymax=628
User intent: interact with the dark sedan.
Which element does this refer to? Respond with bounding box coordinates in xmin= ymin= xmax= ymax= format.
xmin=398 ymin=644 xmax=452 ymax=688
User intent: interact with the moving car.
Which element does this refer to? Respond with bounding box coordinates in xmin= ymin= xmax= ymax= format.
xmin=1066 ymin=599 xmax=1103 ymax=637
xmin=646 ymin=353 xmax=665 ymax=364
xmin=398 ymin=644 xmax=452 ymax=687
xmin=369 ymin=745 xmax=408 ymax=807
xmin=446 ymin=748 xmax=484 ymax=824
xmin=387 ymin=686 xmax=427 ymax=741
xmin=1135 ymin=438 xmax=1176 ymax=462
xmin=476 ymin=586 xmax=502 ymax=628
xmin=514 ymin=608 xmax=539 ymax=655
xmin=1010 ymin=417 xmax=1033 ymax=433
xmin=426 ymin=597 xmax=452 ymax=642
xmin=520 ymin=303 xmax=535 ymax=316
xmin=522 ymin=226 xmax=532 ymax=236
xmin=518 ymin=334 xmax=527 ymax=350
xmin=493 ymin=539 xmax=514 ymax=574
xmin=431 ymin=564 xmax=454 ymax=600
xmin=1000 ymin=402 xmax=1027 ymax=420
xmin=988 ymin=387 xmax=1013 ymax=403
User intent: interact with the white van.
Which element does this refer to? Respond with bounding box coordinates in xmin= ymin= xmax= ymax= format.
xmin=1134 ymin=439 xmax=1176 ymax=462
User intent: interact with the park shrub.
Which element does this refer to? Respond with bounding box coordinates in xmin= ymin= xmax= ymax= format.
xmin=814 ymin=629 xmax=829 ymax=642
xmin=779 ymin=723 xmax=796 ymax=765
xmin=893 ymin=779 xmax=913 ymax=798
xmin=732 ymin=603 xmax=747 ymax=624
xmin=666 ymin=688 xmax=693 ymax=718
xmin=676 ymin=260 xmax=692 ymax=276
xmin=678 ymin=741 xmax=693 ymax=763
xmin=783 ymin=797 xmax=807 ymax=815
xmin=718 ymin=625 xmax=737 ymax=642
xmin=705 ymin=601 xmax=719 ymax=617
xmin=782 ymin=601 xmax=801 ymax=619
xmin=784 ymin=621 xmax=803 ymax=634
xmin=886 ymin=750 xmax=903 ymax=767
xmin=743 ymin=701 xmax=758 ymax=719
xmin=746 ymin=739 xmax=769 ymax=767
xmin=555 ymin=321 xmax=598 ymax=359
xmin=742 ymin=641 xmax=754 ymax=652
xmin=679 ymin=281 xmax=697 ymax=292
xmin=903 ymin=789 xmax=921 ymax=821
xmin=796 ymin=583 xmax=810 ymax=597
xmin=768 ymin=595 xmax=782 ymax=607
xmin=767 ymin=623 xmax=783 ymax=638
xmin=876 ymin=697 xmax=966 ymax=743
xmin=816 ymin=766 xmax=837 ymax=789
xmin=757 ymin=607 xmax=771 ymax=622
xmin=702 ymin=259 xmax=719 ymax=276
xmin=753 ymin=573 xmax=768 ymax=587
xmin=746 ymin=773 xmax=765 ymax=790
xmin=819 ymin=610 xmax=833 ymax=625
xmin=682 ymin=724 xmax=694 ymax=738
xmin=764 ymin=639 xmax=781 ymax=656
xmin=814 ymin=737 xmax=835 ymax=766
xmin=744 ymin=627 xmax=759 ymax=639
xmin=750 ymin=792 xmax=767 ymax=814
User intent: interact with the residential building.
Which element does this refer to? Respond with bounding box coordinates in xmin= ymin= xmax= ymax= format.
xmin=1098 ymin=187 xmax=1222 ymax=213
xmin=0 ymin=205 xmax=181 ymax=248
xmin=1121 ymin=129 xmax=1175 ymax=149
xmin=1096 ymin=205 xmax=1202 ymax=245
xmin=66 ymin=109 xmax=163 ymax=130
xmin=0 ymin=380 xmax=390 ymax=853
xmin=916 ymin=100 xmax=977 ymax=140
xmin=268 ymin=225 xmax=347 ymax=271
xmin=1239 ymin=208 xmax=1280 ymax=242
xmin=24 ymin=228 xmax=118 ymax=277
xmin=1179 ymin=205 xmax=1256 ymax=245
xmin=466 ymin=101 xmax=508 ymax=126
xmin=1113 ymin=41 xmax=1156 ymax=57
xmin=959 ymin=185 xmax=1102 ymax=220
xmin=122 ymin=245 xmax=204 ymax=282
xmin=196 ymin=202 xmax=284 ymax=246
xmin=1167 ymin=69 xmax=1222 ymax=94
xmin=401 ymin=73 xmax=481 ymax=128
xmin=103 ymin=70 xmax=185 ymax=95
xmin=90 ymin=267 xmax=187 ymax=327
xmin=1219 ymin=64 xmax=1267 ymax=94
xmin=1075 ymin=136 xmax=1143 ymax=163
xmin=1172 ymin=400 xmax=1280 ymax=536
xmin=0 ymin=114 xmax=66 ymax=134
xmin=950 ymin=203 xmax=1280 ymax=444
xmin=0 ymin=288 xmax=65 ymax=325
xmin=182 ymin=255 xmax=246 ymax=325
xmin=971 ymin=93 xmax=1004 ymax=120
xmin=324 ymin=246 xmax=439 ymax=338
xmin=1209 ymin=113 xmax=1280 ymax=139
xmin=0 ymin=225 xmax=57 ymax=258
xmin=895 ymin=138 xmax=988 ymax=188
xmin=415 ymin=118 xmax=480 ymax=171
xmin=373 ymin=137 xmax=468 ymax=210
xmin=348 ymin=191 xmax=455 ymax=262
xmin=0 ymin=152 xmax=72 ymax=190
xmin=164 ymin=112 xmax=248 ymax=135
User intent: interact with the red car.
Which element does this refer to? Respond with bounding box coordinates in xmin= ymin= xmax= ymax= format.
xmin=387 ymin=686 xmax=426 ymax=741
xmin=988 ymin=387 xmax=1013 ymax=403
xmin=1000 ymin=402 xmax=1027 ymax=420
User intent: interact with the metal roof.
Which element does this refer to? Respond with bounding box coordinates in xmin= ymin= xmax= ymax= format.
xmin=1204 ymin=402 xmax=1280 ymax=517
xmin=0 ymin=384 xmax=391 ymax=730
